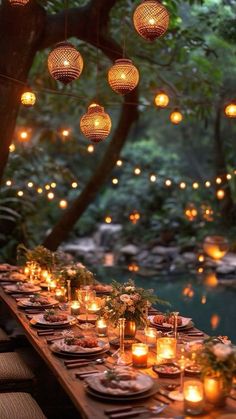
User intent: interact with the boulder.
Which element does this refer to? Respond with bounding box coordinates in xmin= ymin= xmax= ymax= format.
xmin=181 ymin=252 xmax=196 ymax=263
xmin=216 ymin=264 xmax=236 ymax=275
xmin=151 ymin=246 xmax=180 ymax=258
xmin=120 ymin=244 xmax=139 ymax=256
xmin=62 ymin=237 xmax=96 ymax=255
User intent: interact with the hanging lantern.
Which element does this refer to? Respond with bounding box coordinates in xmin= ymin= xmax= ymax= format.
xmin=48 ymin=42 xmax=83 ymax=84
xmin=108 ymin=59 xmax=139 ymax=95
xmin=170 ymin=109 xmax=183 ymax=125
xmin=133 ymin=0 xmax=169 ymax=41
xmin=154 ymin=90 xmax=169 ymax=108
xmin=129 ymin=210 xmax=141 ymax=224
xmin=80 ymin=103 xmax=112 ymax=143
xmin=21 ymin=88 xmax=36 ymax=107
xmin=224 ymin=100 xmax=236 ymax=119
xmin=8 ymin=0 xmax=30 ymax=6
xmin=184 ymin=203 xmax=198 ymax=221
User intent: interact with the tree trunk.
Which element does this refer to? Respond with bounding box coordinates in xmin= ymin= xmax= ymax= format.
xmin=43 ymin=93 xmax=139 ymax=250
xmin=214 ymin=104 xmax=235 ymax=222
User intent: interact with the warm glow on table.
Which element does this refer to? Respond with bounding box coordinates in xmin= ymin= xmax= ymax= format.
xmin=157 ymin=337 xmax=176 ymax=360
xmin=96 ymin=318 xmax=108 ymax=337
xmin=145 ymin=327 xmax=157 ymax=347
xmin=87 ymin=302 xmax=100 ymax=314
xmin=70 ymin=300 xmax=80 ymax=315
xmin=184 ymin=380 xmax=204 ymax=415
xmin=132 ymin=343 xmax=148 ymax=368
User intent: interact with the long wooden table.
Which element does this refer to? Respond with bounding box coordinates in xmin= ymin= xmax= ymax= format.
xmin=1 ymin=286 xmax=236 ymax=419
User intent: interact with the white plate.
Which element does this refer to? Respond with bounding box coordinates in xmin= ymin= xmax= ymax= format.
xmin=4 ymin=284 xmax=42 ymax=293
xmin=30 ymin=313 xmax=74 ymax=326
xmin=149 ymin=315 xmax=192 ymax=329
xmin=52 ymin=338 xmax=109 ymax=354
xmin=86 ymin=371 xmax=154 ymax=396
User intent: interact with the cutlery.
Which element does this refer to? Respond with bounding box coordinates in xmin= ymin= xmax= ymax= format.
xmin=75 ymin=370 xmax=99 ymax=379
xmin=108 ymin=404 xmax=167 ymax=419
xmin=65 ymin=357 xmax=106 ymax=368
xmin=37 ymin=329 xmax=55 ymax=336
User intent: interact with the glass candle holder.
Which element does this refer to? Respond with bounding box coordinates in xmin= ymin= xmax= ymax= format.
xmin=145 ymin=327 xmax=157 ymax=348
xmin=184 ymin=380 xmax=204 ymax=415
xmin=55 ymin=287 xmax=66 ymax=302
xmin=96 ymin=318 xmax=108 ymax=337
xmin=203 ymin=375 xmax=228 ymax=406
xmin=132 ymin=343 xmax=148 ymax=368
xmin=49 ymin=280 xmax=57 ymax=293
xmin=157 ymin=337 xmax=176 ymax=361
xmin=70 ymin=300 xmax=80 ymax=316
xmin=87 ymin=301 xmax=100 ymax=314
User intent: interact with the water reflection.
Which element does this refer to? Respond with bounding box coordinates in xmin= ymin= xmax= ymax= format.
xmin=211 ymin=314 xmax=221 ymax=330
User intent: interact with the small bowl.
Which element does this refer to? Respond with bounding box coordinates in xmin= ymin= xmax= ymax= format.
xmin=153 ymin=363 xmax=181 ymax=378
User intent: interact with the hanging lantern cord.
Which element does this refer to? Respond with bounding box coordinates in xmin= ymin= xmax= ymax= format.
xmin=64 ymin=0 xmax=69 ymax=41
xmin=95 ymin=10 xmax=100 ymax=101
xmin=122 ymin=17 xmax=127 ymax=58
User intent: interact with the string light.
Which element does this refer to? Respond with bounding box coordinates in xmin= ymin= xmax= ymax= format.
xmin=61 ymin=128 xmax=70 ymax=138
xmin=6 ymin=180 xmax=12 ymax=186
xmin=170 ymin=109 xmax=183 ymax=125
xmin=165 ymin=179 xmax=172 ymax=187
xmin=198 ymin=267 xmax=204 ymax=274
xmin=216 ymin=177 xmax=222 ymax=184
xmin=45 ymin=184 xmax=50 ymax=190
xmin=47 ymin=192 xmax=54 ymax=200
xmin=105 ymin=216 xmax=112 ymax=224
xmin=205 ymin=181 xmax=211 ymax=188
xmin=9 ymin=144 xmax=15 ymax=152
xmin=201 ymin=295 xmax=207 ymax=304
xmin=116 ymin=159 xmax=123 ymax=167
xmin=154 ymin=90 xmax=169 ymax=108
xmin=134 ymin=167 xmax=141 ymax=175
xmin=51 ymin=182 xmax=57 ymax=188
xmin=37 ymin=188 xmax=43 ymax=194
xmin=71 ymin=181 xmax=78 ymax=188
xmin=27 ymin=182 xmax=34 ymax=188
xmin=17 ymin=190 xmax=24 ymax=197
xmin=198 ymin=255 xmax=205 ymax=263
xmin=21 ymin=89 xmax=36 ymax=107
xmin=87 ymin=145 xmax=94 ymax=153
xmin=112 ymin=178 xmax=119 ymax=185
xmin=192 ymin=182 xmax=199 ymax=190
xmin=59 ymin=199 xmax=68 ymax=209
xmin=150 ymin=174 xmax=156 ymax=182
xmin=18 ymin=129 xmax=29 ymax=142
xmin=224 ymin=100 xmax=236 ymax=119
xmin=226 ymin=173 xmax=232 ymax=180
xmin=179 ymin=182 xmax=186 ymax=189
xmin=216 ymin=189 xmax=225 ymax=200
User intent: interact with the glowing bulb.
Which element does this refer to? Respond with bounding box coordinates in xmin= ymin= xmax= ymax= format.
xmin=19 ymin=130 xmax=28 ymax=141
xmin=134 ymin=167 xmax=141 ymax=175
xmin=59 ymin=199 xmax=68 ymax=209
xmin=71 ymin=181 xmax=78 ymax=188
xmin=116 ymin=159 xmax=123 ymax=167
xmin=47 ymin=192 xmax=54 ymax=200
xmin=45 ymin=184 xmax=50 ymax=190
xmin=216 ymin=177 xmax=222 ymax=184
xmin=201 ymin=295 xmax=207 ymax=304
xmin=154 ymin=91 xmax=169 ymax=108
xmin=192 ymin=182 xmax=199 ymax=189
xmin=17 ymin=190 xmax=24 ymax=197
xmin=27 ymin=182 xmax=33 ymax=188
xmin=149 ymin=18 xmax=155 ymax=25
xmin=224 ymin=101 xmax=236 ymax=118
xmin=180 ymin=182 xmax=186 ymax=189
xmin=112 ymin=178 xmax=119 ymax=185
xmin=216 ymin=189 xmax=225 ymax=200
xmin=9 ymin=143 xmax=15 ymax=152
xmin=170 ymin=109 xmax=183 ymax=125
xmin=51 ymin=182 xmax=56 ymax=188
xmin=61 ymin=129 xmax=70 ymax=137
xmin=165 ymin=179 xmax=172 ymax=187
xmin=87 ymin=145 xmax=94 ymax=153
xmin=198 ymin=255 xmax=205 ymax=263
xmin=226 ymin=173 xmax=232 ymax=180
xmin=6 ymin=180 xmax=12 ymax=186
xmin=105 ymin=216 xmax=112 ymax=224
xmin=120 ymin=73 xmax=126 ymax=80
xmin=63 ymin=59 xmax=70 ymax=67
xmin=150 ymin=174 xmax=156 ymax=182
xmin=37 ymin=188 xmax=43 ymax=194
xmin=94 ymin=119 xmax=100 ymax=127
xmin=205 ymin=181 xmax=211 ymax=188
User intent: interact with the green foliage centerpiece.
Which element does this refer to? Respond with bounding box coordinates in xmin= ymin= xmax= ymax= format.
xmin=198 ymin=338 xmax=236 ymax=406
xmin=102 ymin=279 xmax=167 ymax=337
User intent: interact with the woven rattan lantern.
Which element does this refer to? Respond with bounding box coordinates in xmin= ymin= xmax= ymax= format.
xmin=170 ymin=109 xmax=183 ymax=125
xmin=108 ymin=59 xmax=139 ymax=95
xmin=224 ymin=100 xmax=236 ymax=119
xmin=9 ymin=0 xmax=30 ymax=6
xmin=21 ymin=88 xmax=36 ymax=107
xmin=80 ymin=103 xmax=112 ymax=143
xmin=133 ymin=0 xmax=169 ymax=41
xmin=48 ymin=42 xmax=83 ymax=84
xmin=154 ymin=90 xmax=169 ymax=108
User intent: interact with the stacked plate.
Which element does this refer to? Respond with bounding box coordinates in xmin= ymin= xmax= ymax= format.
xmin=85 ymin=371 xmax=157 ymax=402
xmin=0 ymin=272 xmax=27 ymax=283
xmin=50 ymin=338 xmax=109 ymax=358
xmin=17 ymin=297 xmax=58 ymax=310
xmin=30 ymin=313 xmax=76 ymax=329
xmin=3 ymin=284 xmax=42 ymax=294
xmin=149 ymin=315 xmax=193 ymax=332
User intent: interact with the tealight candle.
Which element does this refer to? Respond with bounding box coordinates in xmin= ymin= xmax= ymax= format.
xmin=184 ymin=380 xmax=204 ymax=415
xmin=132 ymin=343 xmax=148 ymax=368
xmin=87 ymin=302 xmax=100 ymax=314
xmin=156 ymin=337 xmax=176 ymax=361
xmin=55 ymin=287 xmax=66 ymax=302
xmin=49 ymin=280 xmax=57 ymax=293
xmin=70 ymin=300 xmax=80 ymax=316
xmin=96 ymin=318 xmax=108 ymax=337
xmin=203 ymin=376 xmax=227 ymax=406
xmin=145 ymin=327 xmax=157 ymax=347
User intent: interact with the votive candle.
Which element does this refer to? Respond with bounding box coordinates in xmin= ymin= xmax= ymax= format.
xmin=157 ymin=337 xmax=176 ymax=361
xmin=87 ymin=302 xmax=100 ymax=314
xmin=70 ymin=300 xmax=80 ymax=316
xmin=145 ymin=327 xmax=157 ymax=347
xmin=55 ymin=287 xmax=66 ymax=302
xmin=132 ymin=343 xmax=148 ymax=368
xmin=184 ymin=380 xmax=204 ymax=415
xmin=96 ymin=318 xmax=108 ymax=337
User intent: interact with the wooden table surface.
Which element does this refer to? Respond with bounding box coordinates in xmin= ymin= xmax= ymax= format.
xmin=1 ymin=286 xmax=236 ymax=419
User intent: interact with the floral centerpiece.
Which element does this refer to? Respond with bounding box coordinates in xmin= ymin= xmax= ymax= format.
xmin=58 ymin=263 xmax=96 ymax=299
xmin=17 ymin=244 xmax=62 ymax=271
xmin=198 ymin=338 xmax=236 ymax=406
xmin=102 ymin=279 xmax=168 ymax=337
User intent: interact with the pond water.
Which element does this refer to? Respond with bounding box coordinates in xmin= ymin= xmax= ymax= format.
xmin=95 ymin=266 xmax=236 ymax=344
